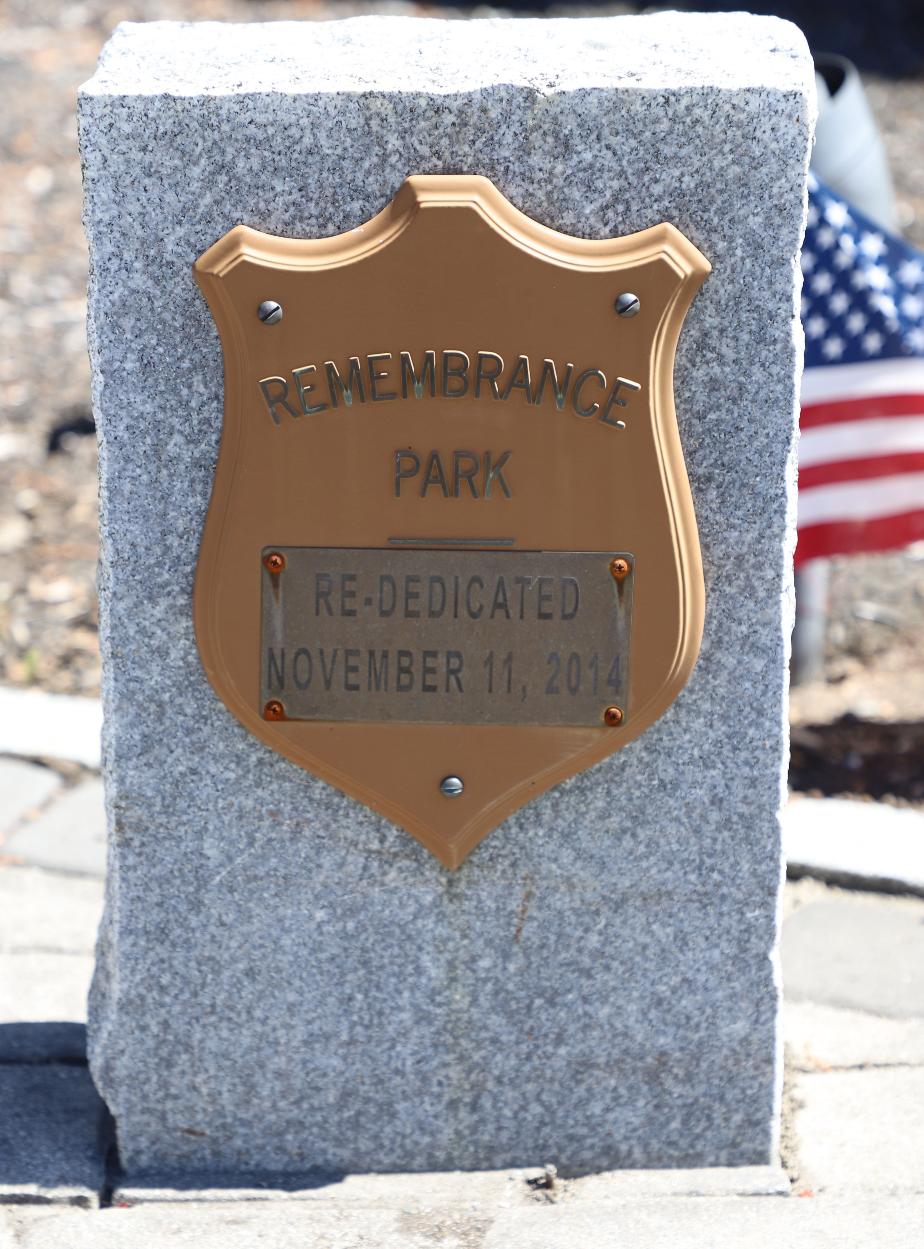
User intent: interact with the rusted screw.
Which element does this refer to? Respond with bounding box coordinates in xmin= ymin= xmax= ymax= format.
xmin=603 ymin=706 xmax=624 ymax=727
xmin=609 ymin=557 xmax=631 ymax=581
xmin=263 ymin=700 xmax=285 ymax=721
xmin=263 ymin=551 xmax=286 ymax=574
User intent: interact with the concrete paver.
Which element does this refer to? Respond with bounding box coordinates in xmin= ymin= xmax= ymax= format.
xmin=0 ymin=866 xmax=103 ymax=954
xmin=0 ymin=1209 xmax=17 ymax=1249
xmin=5 ymin=779 xmax=105 ymax=879
xmin=0 ymin=869 xmax=101 ymax=1034
xmin=113 ymin=1165 xmax=787 ymax=1206
xmin=0 ymin=690 xmax=101 ymax=770
xmin=786 ymin=1000 xmax=924 ymax=1070
xmin=0 ymin=1066 xmax=106 ymax=1208
xmin=5 ymin=779 xmax=106 ymax=878
xmin=564 ymin=1165 xmax=788 ymax=1200
xmin=0 ymin=760 xmax=60 ymax=838
xmin=0 ymin=865 xmax=102 ymax=1041
xmin=7 ymin=1196 xmax=924 ymax=1248
xmin=796 ymin=1068 xmax=924 ymax=1194
xmin=782 ymin=895 xmax=924 ymax=1018
xmin=0 ymin=951 xmax=95 ymax=1030
xmin=487 ymin=1197 xmax=924 ymax=1248
xmin=784 ymin=796 xmax=924 ymax=897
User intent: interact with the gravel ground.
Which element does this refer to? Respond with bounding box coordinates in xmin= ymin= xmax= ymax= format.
xmin=1 ymin=1 xmax=922 ymax=718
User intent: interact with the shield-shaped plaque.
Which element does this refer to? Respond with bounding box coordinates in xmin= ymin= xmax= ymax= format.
xmin=193 ymin=176 xmax=709 ymax=867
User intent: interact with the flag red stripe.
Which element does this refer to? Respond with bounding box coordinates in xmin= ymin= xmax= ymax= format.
xmin=800 ymin=393 xmax=924 ymax=429
xmin=800 ymin=451 xmax=924 ymax=489
xmin=796 ymin=509 xmax=924 ymax=564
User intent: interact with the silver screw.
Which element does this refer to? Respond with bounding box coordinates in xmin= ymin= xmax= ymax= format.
xmin=258 ymin=300 xmax=283 ymax=325
xmin=439 ymin=775 xmax=464 ymax=798
xmin=614 ymin=292 xmax=640 ymax=318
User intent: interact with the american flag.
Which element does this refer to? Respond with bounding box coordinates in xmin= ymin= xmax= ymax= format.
xmin=798 ymin=174 xmax=924 ymax=563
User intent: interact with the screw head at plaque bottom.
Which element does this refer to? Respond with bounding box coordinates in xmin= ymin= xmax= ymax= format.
xmin=603 ymin=706 xmax=624 ymax=727
xmin=439 ymin=775 xmax=464 ymax=798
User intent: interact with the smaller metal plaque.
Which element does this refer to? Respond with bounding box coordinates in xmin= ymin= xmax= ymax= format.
xmin=261 ymin=549 xmax=633 ymax=727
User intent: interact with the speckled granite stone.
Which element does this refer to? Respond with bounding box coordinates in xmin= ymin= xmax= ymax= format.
xmin=78 ymin=14 xmax=813 ymax=1175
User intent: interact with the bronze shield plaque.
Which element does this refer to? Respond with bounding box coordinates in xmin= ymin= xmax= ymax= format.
xmin=193 ymin=176 xmax=709 ymax=867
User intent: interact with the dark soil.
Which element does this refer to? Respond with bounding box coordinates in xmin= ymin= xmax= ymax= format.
xmin=791 ymin=718 xmax=924 ymax=804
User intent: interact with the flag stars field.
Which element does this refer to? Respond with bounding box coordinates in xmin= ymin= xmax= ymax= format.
xmin=829 ymin=291 xmax=850 ymax=316
xmin=859 ymin=231 xmax=887 ymax=259
xmin=817 ymin=224 xmax=837 ymax=249
xmin=861 ymin=330 xmax=885 ymax=354
xmin=823 ymin=198 xmax=851 ymax=228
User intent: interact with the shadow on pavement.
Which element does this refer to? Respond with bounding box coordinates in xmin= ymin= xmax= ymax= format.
xmin=0 ymin=1022 xmax=87 ymax=1065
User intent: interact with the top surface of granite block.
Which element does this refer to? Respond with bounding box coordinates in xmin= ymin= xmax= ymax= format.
xmin=80 ymin=13 xmax=811 ymax=97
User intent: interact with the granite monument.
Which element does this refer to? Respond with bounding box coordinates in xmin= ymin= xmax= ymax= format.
xmin=79 ymin=13 xmax=813 ymax=1176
